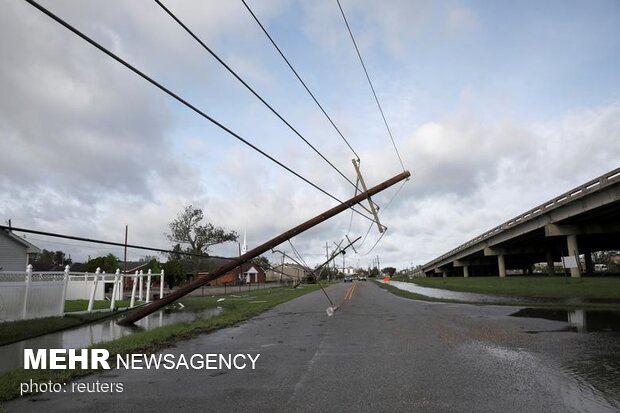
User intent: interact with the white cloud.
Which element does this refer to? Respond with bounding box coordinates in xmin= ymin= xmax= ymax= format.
xmin=1 ymin=1 xmax=618 ymax=273
xmin=447 ymin=7 xmax=479 ymax=33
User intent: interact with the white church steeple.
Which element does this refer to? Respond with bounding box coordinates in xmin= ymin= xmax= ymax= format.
xmin=241 ymin=230 xmax=247 ymax=255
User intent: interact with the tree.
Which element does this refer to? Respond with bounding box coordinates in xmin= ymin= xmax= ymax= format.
xmin=166 ymin=205 xmax=238 ymax=277
xmin=252 ymin=256 xmax=270 ymax=270
xmin=143 ymin=258 xmax=161 ymax=273
xmin=162 ymin=244 xmax=185 ymax=288
xmin=84 ymin=254 xmax=119 ymax=273
xmin=383 ymin=267 xmax=397 ymax=276
xmin=162 ymin=260 xmax=185 ymax=288
xmin=369 ymin=267 xmax=379 ymax=277
xmin=33 ymin=249 xmax=72 ymax=270
xmin=34 ymin=249 xmax=55 ymax=269
xmin=168 ymin=243 xmax=183 ymax=262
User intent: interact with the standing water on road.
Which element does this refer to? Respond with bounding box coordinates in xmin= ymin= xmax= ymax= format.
xmin=510 ymin=308 xmax=620 ymax=333
xmin=385 ymin=280 xmax=619 ymax=306
xmin=0 ymin=306 xmax=223 ymax=374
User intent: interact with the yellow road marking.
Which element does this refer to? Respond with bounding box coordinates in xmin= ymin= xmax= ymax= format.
xmin=344 ymin=282 xmax=357 ymax=301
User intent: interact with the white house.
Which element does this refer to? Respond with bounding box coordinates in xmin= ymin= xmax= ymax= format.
xmin=0 ymin=229 xmax=41 ymax=271
xmin=265 ymin=263 xmax=309 ymax=282
xmin=343 ymin=266 xmax=356 ymax=275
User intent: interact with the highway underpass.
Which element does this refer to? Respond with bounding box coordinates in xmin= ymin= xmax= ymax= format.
xmin=420 ymin=167 xmax=620 ymax=278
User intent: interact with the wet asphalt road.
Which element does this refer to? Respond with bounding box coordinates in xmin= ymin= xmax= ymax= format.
xmin=6 ymin=281 xmax=620 ymax=412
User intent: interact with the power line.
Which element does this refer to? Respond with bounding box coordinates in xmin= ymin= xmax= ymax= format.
xmin=24 ymin=0 xmax=375 ymax=224
xmin=382 ymin=178 xmax=408 ymax=212
xmin=335 ymin=0 xmax=406 ymax=172
xmin=241 ymin=0 xmax=360 ymax=161
xmin=288 ymin=239 xmax=310 ymax=270
xmin=356 ymin=227 xmax=387 ymax=256
xmin=1 ymin=225 xmax=234 ymax=261
xmin=154 ymin=0 xmax=359 ymax=192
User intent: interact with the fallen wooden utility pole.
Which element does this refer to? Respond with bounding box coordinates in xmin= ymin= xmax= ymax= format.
xmin=118 ymin=170 xmax=410 ymax=325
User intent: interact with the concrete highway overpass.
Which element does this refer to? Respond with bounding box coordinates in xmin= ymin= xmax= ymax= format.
xmin=420 ymin=167 xmax=620 ymax=278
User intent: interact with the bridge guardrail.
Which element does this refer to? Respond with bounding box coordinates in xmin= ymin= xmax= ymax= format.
xmin=423 ymin=167 xmax=620 ymax=269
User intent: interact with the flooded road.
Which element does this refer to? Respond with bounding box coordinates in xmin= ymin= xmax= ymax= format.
xmin=4 ymin=282 xmax=620 ymax=412
xmin=0 ymin=306 xmax=222 ymax=374
xmin=510 ymin=308 xmax=620 ymax=333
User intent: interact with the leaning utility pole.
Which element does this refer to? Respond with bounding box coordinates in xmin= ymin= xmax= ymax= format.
xmin=118 ymin=170 xmax=410 ymax=325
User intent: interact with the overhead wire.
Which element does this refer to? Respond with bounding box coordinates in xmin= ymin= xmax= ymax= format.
xmin=335 ymin=2 xmax=414 ymax=253
xmin=287 ymin=239 xmax=310 ymax=270
xmin=335 ymin=0 xmax=406 ymax=172
xmin=240 ymin=0 xmax=360 ymax=161
xmin=154 ymin=0 xmax=361 ymax=192
xmin=1 ymin=225 xmax=235 ymax=261
xmin=356 ymin=228 xmax=387 ymax=256
xmin=352 ymin=180 xmax=407 ymax=254
xmin=23 ymin=0 xmax=376 ymax=225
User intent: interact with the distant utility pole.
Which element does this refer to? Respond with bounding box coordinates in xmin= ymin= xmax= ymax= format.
xmin=123 ymin=225 xmax=128 ymax=274
xmin=377 ymin=255 xmax=381 ymax=275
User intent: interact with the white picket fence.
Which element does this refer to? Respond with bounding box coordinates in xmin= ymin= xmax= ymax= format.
xmin=0 ymin=265 xmax=165 ymax=322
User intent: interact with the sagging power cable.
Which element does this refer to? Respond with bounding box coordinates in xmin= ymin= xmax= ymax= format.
xmin=241 ymin=0 xmax=360 ymax=161
xmin=23 ymin=0 xmax=376 ymax=224
xmin=336 ymin=0 xmax=406 ymax=172
xmin=0 ymin=224 xmax=233 ymax=261
xmin=154 ymin=0 xmax=361 ymax=192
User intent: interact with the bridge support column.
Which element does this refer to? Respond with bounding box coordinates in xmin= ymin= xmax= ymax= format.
xmin=497 ymin=254 xmax=506 ymax=278
xmin=546 ymin=250 xmax=555 ymax=276
xmin=566 ymin=234 xmax=581 ymax=278
xmin=463 ymin=265 xmax=469 ymax=278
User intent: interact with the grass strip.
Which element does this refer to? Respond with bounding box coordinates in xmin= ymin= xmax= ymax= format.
xmin=396 ymin=276 xmax=620 ymax=299
xmin=0 ymin=285 xmax=319 ymax=404
xmin=64 ymin=299 xmax=138 ymax=313
xmin=375 ymin=280 xmax=620 ymax=309
xmin=0 ymin=313 xmax=114 ymax=346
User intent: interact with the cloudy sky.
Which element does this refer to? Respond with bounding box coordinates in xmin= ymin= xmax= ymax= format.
xmin=1 ymin=0 xmax=619 ymax=269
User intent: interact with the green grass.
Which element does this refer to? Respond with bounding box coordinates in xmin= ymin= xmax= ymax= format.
xmin=0 ymin=300 xmax=147 ymax=346
xmin=0 ymin=313 xmax=113 ymax=346
xmin=375 ymin=278 xmax=620 ymax=309
xmin=0 ymin=285 xmax=319 ymax=404
xmin=402 ymin=276 xmax=620 ymax=299
xmin=64 ymin=299 xmax=138 ymax=313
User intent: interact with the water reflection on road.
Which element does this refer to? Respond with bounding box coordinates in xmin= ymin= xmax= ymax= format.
xmin=386 ymin=280 xmax=619 ymax=306
xmin=510 ymin=308 xmax=620 ymax=333
xmin=385 ymin=280 xmax=620 ymax=409
xmin=0 ymin=306 xmax=222 ymax=374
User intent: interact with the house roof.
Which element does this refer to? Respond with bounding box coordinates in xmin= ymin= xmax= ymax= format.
xmin=181 ymin=257 xmax=234 ymax=274
xmin=281 ymin=263 xmax=310 ymax=272
xmin=1 ymin=230 xmax=41 ymax=254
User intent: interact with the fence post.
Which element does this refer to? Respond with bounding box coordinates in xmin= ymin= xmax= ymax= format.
xmin=146 ymin=269 xmax=152 ymax=304
xmin=138 ymin=270 xmax=143 ymax=302
xmin=159 ymin=269 xmax=164 ymax=300
xmin=130 ymin=270 xmax=138 ymax=308
xmin=87 ymin=267 xmax=100 ymax=313
xmin=119 ymin=273 xmax=124 ymax=301
xmin=22 ymin=264 xmax=32 ymax=320
xmin=110 ymin=269 xmax=120 ymax=311
xmin=59 ymin=265 xmax=70 ymax=316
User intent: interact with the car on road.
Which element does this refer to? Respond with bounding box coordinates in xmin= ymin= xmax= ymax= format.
xmin=357 ymin=275 xmax=367 ymax=281
xmin=343 ymin=275 xmax=355 ymax=282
